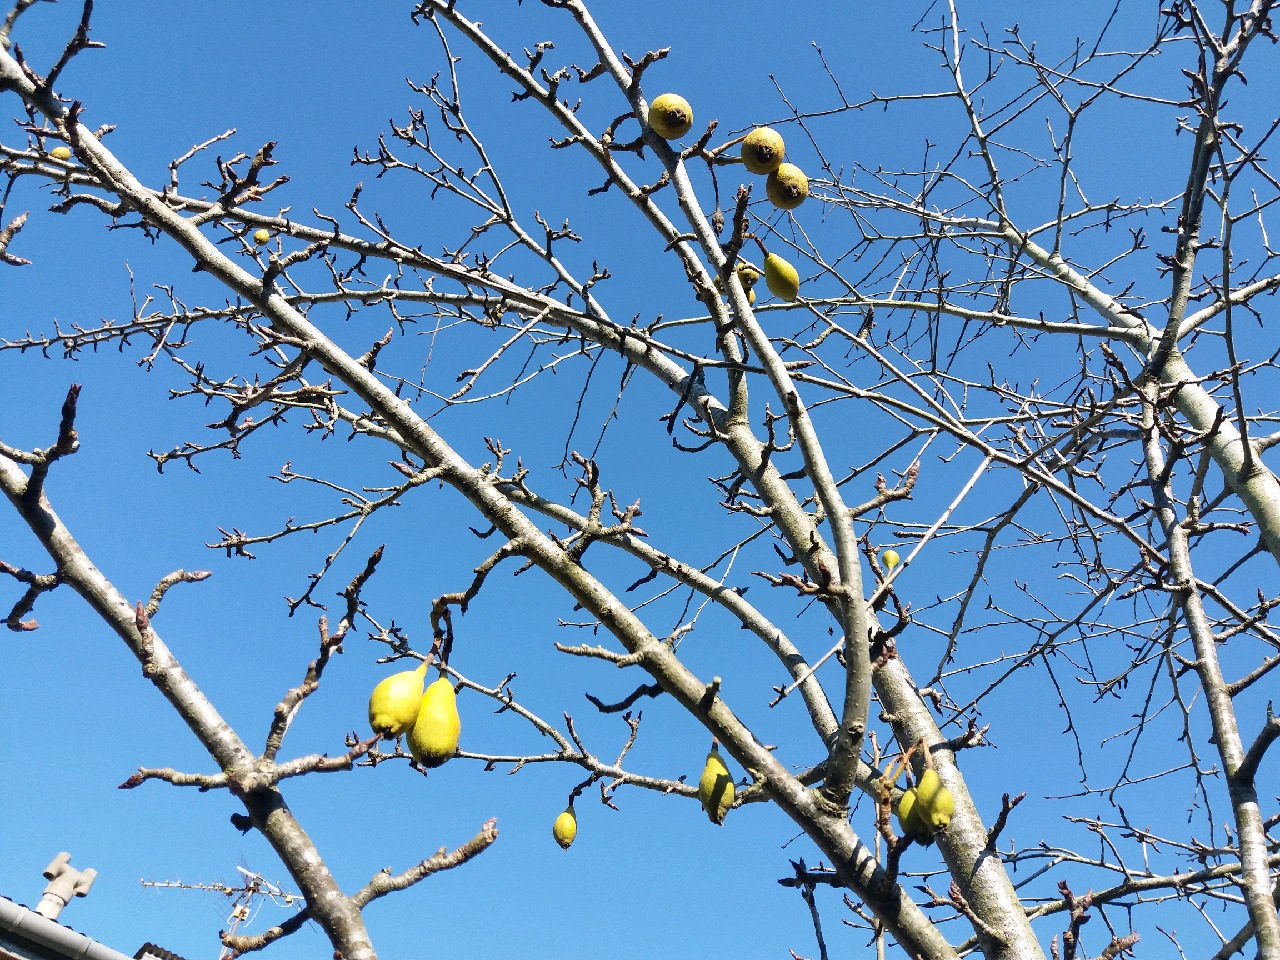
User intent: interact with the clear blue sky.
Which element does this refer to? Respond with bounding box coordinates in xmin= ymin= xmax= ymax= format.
xmin=1 ymin=3 xmax=1268 ymax=959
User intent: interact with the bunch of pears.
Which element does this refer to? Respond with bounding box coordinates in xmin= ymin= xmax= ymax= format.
xmin=738 ymin=124 xmax=804 ymax=303
xmin=894 ymin=768 xmax=955 ymax=846
xmin=646 ymin=95 xmax=810 ymax=213
xmin=367 ymin=660 xmax=461 ymax=768
xmin=647 ymin=94 xmax=806 ymax=304
xmin=718 ymin=249 xmax=799 ymax=307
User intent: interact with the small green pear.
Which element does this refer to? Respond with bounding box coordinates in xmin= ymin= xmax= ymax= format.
xmin=552 ymin=806 xmax=578 ymax=850
xmin=648 ymin=93 xmax=693 ymax=139
xmin=697 ymin=745 xmax=735 ymax=825
xmin=763 ymin=253 xmax=801 ymax=302
xmin=367 ymin=661 xmax=428 ymax=739
xmin=882 ymin=549 xmax=901 ymax=569
xmin=408 ymin=675 xmax=461 ymax=768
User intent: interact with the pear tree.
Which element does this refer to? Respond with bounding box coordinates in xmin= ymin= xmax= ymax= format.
xmin=2 ymin=3 xmax=1279 ymax=960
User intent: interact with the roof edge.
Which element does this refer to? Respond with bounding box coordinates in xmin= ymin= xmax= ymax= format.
xmin=0 ymin=897 xmax=138 ymax=960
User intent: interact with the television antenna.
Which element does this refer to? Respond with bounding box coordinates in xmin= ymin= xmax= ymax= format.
xmin=140 ymin=866 xmax=300 ymax=959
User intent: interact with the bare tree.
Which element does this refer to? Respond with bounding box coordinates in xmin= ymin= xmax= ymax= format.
xmin=3 ymin=2 xmax=1279 ymax=959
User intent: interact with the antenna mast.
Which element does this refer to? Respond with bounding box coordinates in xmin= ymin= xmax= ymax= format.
xmin=140 ymin=867 xmax=299 ymax=960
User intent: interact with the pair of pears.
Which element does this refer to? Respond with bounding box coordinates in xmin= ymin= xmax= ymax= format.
xmin=895 ymin=768 xmax=955 ymax=846
xmin=740 ymin=126 xmax=810 ymax=211
xmin=367 ymin=661 xmax=460 ymax=768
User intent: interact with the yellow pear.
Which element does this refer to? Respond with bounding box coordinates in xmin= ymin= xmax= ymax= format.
xmin=915 ymin=767 xmax=955 ymax=830
xmin=741 ymin=127 xmax=785 ymax=175
xmin=252 ymin=228 xmax=271 ymax=245
xmin=49 ymin=145 xmax=72 ymax=161
xmin=408 ymin=675 xmax=461 ymax=768
xmin=697 ymin=746 xmax=735 ymax=825
xmin=648 ymin=93 xmax=693 ymax=139
xmin=552 ymin=807 xmax=578 ymax=850
xmin=894 ymin=786 xmax=934 ymax=846
xmin=367 ymin=661 xmax=428 ymax=739
xmin=882 ymin=549 xmax=901 ymax=569
xmin=735 ymin=262 xmax=761 ymax=289
xmin=766 ymin=162 xmax=809 ymax=210
xmin=763 ymin=253 xmax=800 ymax=302
xmin=713 ymin=262 xmax=761 ymax=305
xmin=928 ymin=784 xmax=956 ymax=829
